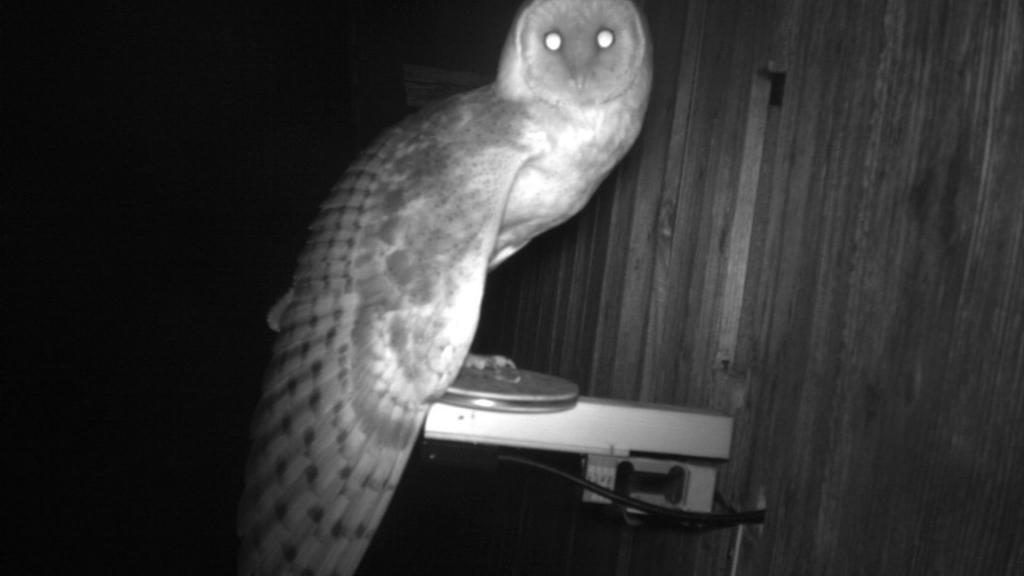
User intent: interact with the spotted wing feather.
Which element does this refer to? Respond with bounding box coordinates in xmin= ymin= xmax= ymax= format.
xmin=237 ymin=97 xmax=524 ymax=575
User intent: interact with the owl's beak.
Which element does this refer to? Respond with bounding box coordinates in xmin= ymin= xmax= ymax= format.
xmin=564 ymin=44 xmax=593 ymax=93
xmin=567 ymin=66 xmax=590 ymax=93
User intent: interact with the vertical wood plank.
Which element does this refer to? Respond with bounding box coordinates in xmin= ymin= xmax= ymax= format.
xmin=716 ymin=72 xmax=772 ymax=369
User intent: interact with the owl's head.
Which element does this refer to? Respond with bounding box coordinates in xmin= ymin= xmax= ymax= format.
xmin=497 ymin=0 xmax=651 ymax=108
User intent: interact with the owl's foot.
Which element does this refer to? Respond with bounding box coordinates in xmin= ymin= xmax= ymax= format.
xmin=462 ymin=353 xmax=521 ymax=383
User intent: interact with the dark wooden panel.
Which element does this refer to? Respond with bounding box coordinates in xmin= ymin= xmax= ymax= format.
xmin=732 ymin=1 xmax=1024 ymax=574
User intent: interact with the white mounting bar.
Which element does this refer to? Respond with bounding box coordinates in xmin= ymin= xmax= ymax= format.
xmin=424 ymin=396 xmax=733 ymax=460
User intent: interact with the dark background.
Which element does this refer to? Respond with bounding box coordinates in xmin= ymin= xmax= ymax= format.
xmin=6 ymin=1 xmax=523 ymax=573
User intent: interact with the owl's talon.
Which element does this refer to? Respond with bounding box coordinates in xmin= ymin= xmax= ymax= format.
xmin=463 ymin=354 xmax=521 ymax=383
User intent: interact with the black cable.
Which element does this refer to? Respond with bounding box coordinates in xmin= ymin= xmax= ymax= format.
xmin=714 ymin=490 xmax=740 ymax=513
xmin=496 ymin=453 xmax=766 ymax=530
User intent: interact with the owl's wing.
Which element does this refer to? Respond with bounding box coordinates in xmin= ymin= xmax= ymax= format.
xmin=237 ymin=116 xmax=499 ymax=575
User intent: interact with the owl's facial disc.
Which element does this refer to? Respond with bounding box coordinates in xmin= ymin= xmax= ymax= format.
xmin=547 ymin=24 xmax=610 ymax=92
xmin=500 ymin=0 xmax=650 ymax=106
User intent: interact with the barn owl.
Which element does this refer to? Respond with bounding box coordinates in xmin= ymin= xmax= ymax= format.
xmin=237 ymin=0 xmax=652 ymax=574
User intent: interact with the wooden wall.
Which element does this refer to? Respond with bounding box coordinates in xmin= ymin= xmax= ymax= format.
xmin=474 ymin=0 xmax=1024 ymax=574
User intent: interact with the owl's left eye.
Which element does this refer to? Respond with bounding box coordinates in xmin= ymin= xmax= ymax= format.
xmin=544 ymin=32 xmax=562 ymax=51
xmin=596 ymin=29 xmax=615 ymax=49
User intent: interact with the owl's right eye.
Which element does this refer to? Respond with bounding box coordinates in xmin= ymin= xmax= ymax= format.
xmin=543 ymin=31 xmax=562 ymax=51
